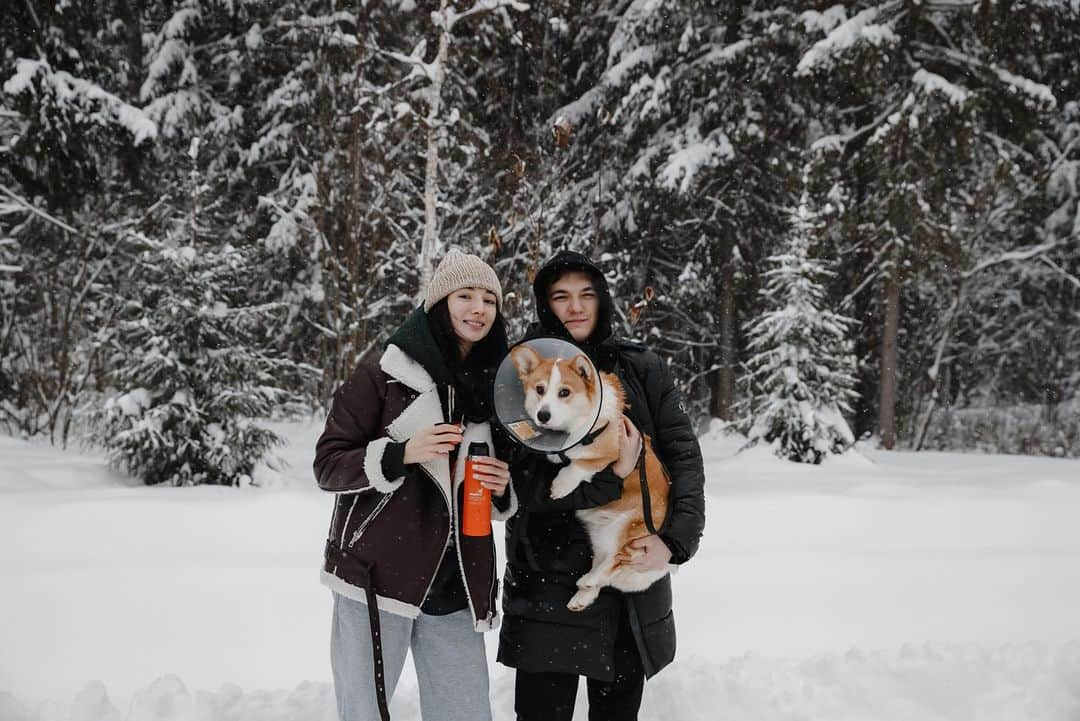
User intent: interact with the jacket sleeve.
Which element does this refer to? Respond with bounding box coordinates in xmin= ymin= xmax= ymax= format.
xmin=510 ymin=446 xmax=624 ymax=514
xmin=644 ymin=352 xmax=706 ymax=564
xmin=313 ymin=362 xmax=405 ymax=494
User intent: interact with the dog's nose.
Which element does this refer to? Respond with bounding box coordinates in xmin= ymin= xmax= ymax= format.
xmin=537 ymin=408 xmax=551 ymax=424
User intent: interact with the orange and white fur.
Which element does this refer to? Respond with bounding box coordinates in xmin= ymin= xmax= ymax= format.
xmin=510 ymin=345 xmax=670 ymax=611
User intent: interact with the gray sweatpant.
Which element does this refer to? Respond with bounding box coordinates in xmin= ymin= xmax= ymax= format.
xmin=330 ymin=592 xmax=492 ymax=721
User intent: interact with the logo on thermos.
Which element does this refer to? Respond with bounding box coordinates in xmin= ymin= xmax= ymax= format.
xmin=462 ymin=441 xmax=492 ymax=537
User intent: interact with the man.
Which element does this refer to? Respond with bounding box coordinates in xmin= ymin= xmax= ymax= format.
xmin=498 ymin=250 xmax=707 ymax=721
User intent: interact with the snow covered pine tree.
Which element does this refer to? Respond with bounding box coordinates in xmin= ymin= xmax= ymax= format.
xmin=97 ymin=139 xmax=298 ymax=487
xmin=98 ymin=238 xmax=297 ymax=487
xmin=741 ymin=173 xmax=858 ymax=464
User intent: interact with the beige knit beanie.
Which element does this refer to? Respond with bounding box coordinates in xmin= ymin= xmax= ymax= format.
xmin=423 ymin=249 xmax=503 ymax=311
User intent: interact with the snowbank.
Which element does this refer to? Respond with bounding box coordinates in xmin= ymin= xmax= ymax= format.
xmin=2 ymin=421 xmax=1079 ymax=719
xmin=3 ymin=643 xmax=1077 ymax=721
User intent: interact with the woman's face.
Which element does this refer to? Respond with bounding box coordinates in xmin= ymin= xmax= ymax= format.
xmin=447 ymin=287 xmax=498 ymax=351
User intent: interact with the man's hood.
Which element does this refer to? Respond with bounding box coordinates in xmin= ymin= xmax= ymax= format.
xmin=530 ymin=250 xmax=614 ymax=345
xmin=526 ymin=250 xmax=620 ymax=370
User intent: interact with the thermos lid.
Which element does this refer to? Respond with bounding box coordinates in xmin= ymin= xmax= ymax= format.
xmin=468 ymin=442 xmax=490 ymax=457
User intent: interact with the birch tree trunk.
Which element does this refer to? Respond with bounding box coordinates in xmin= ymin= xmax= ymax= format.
xmin=418 ymin=0 xmax=452 ymax=301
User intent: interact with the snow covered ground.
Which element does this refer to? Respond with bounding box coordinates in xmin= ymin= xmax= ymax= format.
xmin=2 ymin=419 xmax=1079 ymax=720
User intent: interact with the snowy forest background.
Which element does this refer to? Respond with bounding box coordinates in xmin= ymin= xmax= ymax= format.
xmin=2 ymin=0 xmax=1080 ymax=484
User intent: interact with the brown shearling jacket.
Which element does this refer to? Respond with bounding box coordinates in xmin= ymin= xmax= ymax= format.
xmin=314 ymin=343 xmax=517 ymax=630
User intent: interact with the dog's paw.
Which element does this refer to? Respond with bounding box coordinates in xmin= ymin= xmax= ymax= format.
xmin=567 ymin=588 xmax=599 ymax=612
xmin=549 ymin=478 xmax=575 ymax=500
xmin=549 ymin=466 xmax=587 ymax=500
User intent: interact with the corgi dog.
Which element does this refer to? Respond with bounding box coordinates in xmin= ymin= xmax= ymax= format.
xmin=510 ymin=344 xmax=670 ymax=611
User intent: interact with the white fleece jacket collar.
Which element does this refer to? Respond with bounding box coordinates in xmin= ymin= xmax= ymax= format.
xmin=380 ymin=343 xmax=436 ymax=393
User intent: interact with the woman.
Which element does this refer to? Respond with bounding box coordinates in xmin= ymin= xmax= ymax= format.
xmin=498 ymin=250 xmax=706 ymax=721
xmin=314 ymin=250 xmax=518 ymax=721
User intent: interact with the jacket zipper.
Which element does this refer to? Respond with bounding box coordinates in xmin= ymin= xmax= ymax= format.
xmin=487 ymin=533 xmax=498 ymax=619
xmin=406 ymin=384 xmax=486 ymax=625
xmin=450 ymin=478 xmax=479 ymax=623
xmin=338 ymin=495 xmax=360 ymax=548
xmin=418 ymin=463 xmax=454 ymax=606
xmin=442 ymin=390 xmax=485 ymax=625
xmin=349 ymin=492 xmax=393 ymax=547
xmin=328 ymin=498 xmax=342 ymax=574
xmin=450 ymin=467 xmax=495 ymax=627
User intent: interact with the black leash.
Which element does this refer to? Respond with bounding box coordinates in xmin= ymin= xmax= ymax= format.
xmin=565 ymin=421 xmax=661 ymax=535
xmin=637 ymin=439 xmax=659 ymax=535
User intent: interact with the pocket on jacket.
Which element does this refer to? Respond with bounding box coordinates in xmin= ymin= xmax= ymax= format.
xmin=340 ymin=492 xmax=392 ymax=548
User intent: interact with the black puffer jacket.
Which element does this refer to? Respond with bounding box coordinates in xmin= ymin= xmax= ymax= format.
xmin=497 ymin=251 xmax=707 ymax=681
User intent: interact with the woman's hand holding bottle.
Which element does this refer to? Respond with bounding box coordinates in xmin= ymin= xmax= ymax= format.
xmin=404 ymin=424 xmax=463 ymax=464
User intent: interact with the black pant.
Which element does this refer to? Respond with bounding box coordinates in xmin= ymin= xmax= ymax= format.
xmin=514 ymin=606 xmax=645 ymax=721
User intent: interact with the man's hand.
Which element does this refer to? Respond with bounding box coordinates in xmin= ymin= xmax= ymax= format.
xmin=614 ymin=534 xmax=671 ymax=571
xmin=610 ymin=415 xmax=642 ymax=479
xmin=404 ymin=424 xmax=462 ymax=464
xmin=469 ymin=457 xmax=511 ymax=497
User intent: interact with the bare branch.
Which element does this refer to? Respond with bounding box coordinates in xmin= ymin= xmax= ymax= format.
xmin=1040 ymin=256 xmax=1080 ymax=291
xmin=963 ymin=241 xmax=1060 ymax=279
xmin=0 ymin=185 xmax=81 ymax=237
xmin=442 ymin=0 xmax=530 ymax=32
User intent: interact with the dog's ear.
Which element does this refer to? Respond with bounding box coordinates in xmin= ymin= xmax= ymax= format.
xmin=571 ymin=354 xmax=593 ymax=384
xmin=510 ymin=345 xmax=542 ymax=376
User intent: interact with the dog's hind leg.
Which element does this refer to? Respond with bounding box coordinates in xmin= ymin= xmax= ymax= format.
xmin=574 ymin=510 xmax=630 ymax=587
xmin=567 ymin=584 xmax=601 ymax=612
xmin=567 ymin=554 xmax=629 ymax=611
xmin=576 ymin=552 xmax=621 ymax=590
xmin=568 ymin=518 xmax=630 ymax=611
xmin=609 ymin=566 xmax=668 ymax=594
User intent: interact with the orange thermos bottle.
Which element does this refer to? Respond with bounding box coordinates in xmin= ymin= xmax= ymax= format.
xmin=462 ymin=442 xmax=492 ymax=537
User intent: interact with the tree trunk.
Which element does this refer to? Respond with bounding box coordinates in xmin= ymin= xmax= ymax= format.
xmin=879 ymin=265 xmax=900 ymax=449
xmin=710 ymin=255 xmax=736 ymax=419
xmin=117 ymin=0 xmax=144 ymax=100
xmin=116 ymin=0 xmax=144 ymax=182
xmin=914 ymin=285 xmax=963 ymax=450
xmin=418 ymin=0 xmax=452 ymax=300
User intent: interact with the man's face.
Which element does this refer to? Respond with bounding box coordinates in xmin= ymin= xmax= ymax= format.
xmin=547 ymin=271 xmax=599 ymax=342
